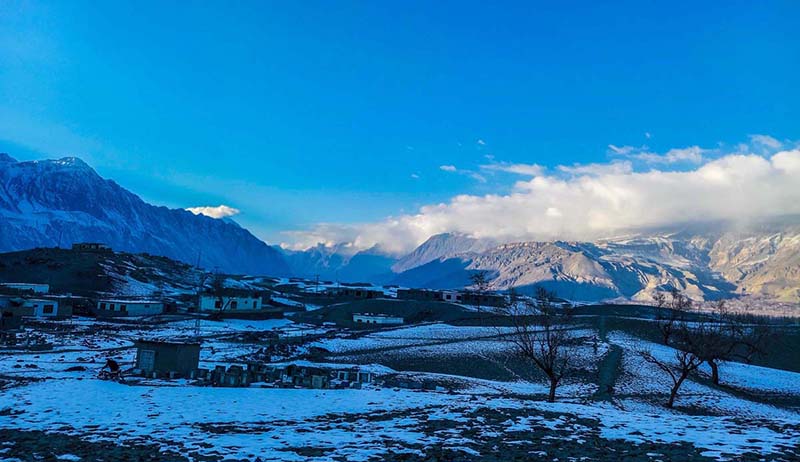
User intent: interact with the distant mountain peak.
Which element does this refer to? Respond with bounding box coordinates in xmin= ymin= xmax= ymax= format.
xmin=0 ymin=153 xmax=16 ymax=163
xmin=22 ymin=156 xmax=95 ymax=173
xmin=391 ymin=232 xmax=497 ymax=273
xmin=51 ymin=156 xmax=92 ymax=169
xmin=0 ymin=154 xmax=289 ymax=276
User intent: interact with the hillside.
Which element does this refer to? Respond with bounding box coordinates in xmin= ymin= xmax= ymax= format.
xmin=0 ymin=247 xmax=204 ymax=297
xmin=0 ymin=155 xmax=289 ymax=276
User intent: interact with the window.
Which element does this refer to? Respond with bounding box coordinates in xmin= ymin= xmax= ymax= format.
xmin=100 ymin=303 xmax=106 ymax=309
xmin=43 ymin=305 xmax=54 ymax=314
xmin=214 ymin=300 xmax=222 ymax=309
xmin=110 ymin=304 xmax=116 ymax=310
xmin=230 ymin=300 xmax=238 ymax=309
xmin=121 ymin=305 xmax=127 ymax=312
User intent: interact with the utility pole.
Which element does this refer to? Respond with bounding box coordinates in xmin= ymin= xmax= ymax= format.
xmin=315 ymin=274 xmax=320 ymax=294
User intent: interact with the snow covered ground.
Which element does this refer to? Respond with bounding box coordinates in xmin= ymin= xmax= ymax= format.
xmin=1 ymin=317 xmax=799 ymax=461
xmin=3 ymin=376 xmax=798 ymax=461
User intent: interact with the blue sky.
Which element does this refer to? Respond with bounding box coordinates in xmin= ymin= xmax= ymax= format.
xmin=1 ymin=1 xmax=799 ymax=246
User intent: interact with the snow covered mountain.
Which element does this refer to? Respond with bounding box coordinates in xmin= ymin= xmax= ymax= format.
xmin=391 ymin=232 xmax=496 ymax=273
xmin=390 ymin=223 xmax=800 ymax=302
xmin=0 ymin=154 xmax=289 ymax=276
xmin=283 ymin=244 xmax=396 ymax=283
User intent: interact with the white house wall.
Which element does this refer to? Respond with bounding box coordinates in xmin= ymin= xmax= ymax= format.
xmin=198 ymin=296 xmax=262 ymax=312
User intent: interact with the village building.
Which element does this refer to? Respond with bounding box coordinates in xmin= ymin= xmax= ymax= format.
xmin=0 ymin=308 xmax=22 ymax=331
xmin=353 ymin=313 xmax=404 ymax=325
xmin=0 ymin=296 xmax=68 ymax=318
xmin=324 ymin=287 xmax=384 ymax=300
xmin=458 ymin=292 xmax=507 ymax=308
xmin=134 ymin=338 xmax=201 ymax=378
xmin=0 ymin=283 xmax=50 ymax=294
xmin=95 ymin=299 xmax=165 ymax=317
xmin=17 ymin=298 xmax=61 ymax=317
xmin=198 ymin=290 xmax=263 ymax=313
xmin=397 ymin=287 xmax=507 ymax=308
xmin=396 ymin=288 xmax=445 ymax=301
xmin=71 ymin=242 xmax=112 ymax=252
xmin=334 ymin=368 xmax=376 ymax=385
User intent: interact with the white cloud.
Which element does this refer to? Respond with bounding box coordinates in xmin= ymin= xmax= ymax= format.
xmin=558 ymin=161 xmax=633 ymax=176
xmin=480 ymin=162 xmax=544 ymax=177
xmin=186 ymin=204 xmax=241 ymax=219
xmin=440 ymin=164 xmax=487 ymax=183
xmin=633 ymin=146 xmax=706 ymax=164
xmin=608 ymin=144 xmax=636 ymax=155
xmin=477 ymin=139 xmax=487 ymax=146
xmin=749 ymin=134 xmax=783 ymax=150
xmin=410 ymin=173 xmax=420 ymax=179
xmin=284 ymin=143 xmax=800 ymax=254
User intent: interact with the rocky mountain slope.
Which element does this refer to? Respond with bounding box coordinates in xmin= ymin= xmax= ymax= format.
xmin=0 ymin=154 xmax=289 ymax=276
xmin=390 ymin=226 xmax=800 ymax=302
xmin=283 ymin=244 xmax=395 ymax=283
xmin=391 ymin=233 xmax=496 ymax=273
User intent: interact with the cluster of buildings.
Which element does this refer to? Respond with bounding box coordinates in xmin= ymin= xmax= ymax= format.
xmin=397 ymin=288 xmax=507 ymax=307
xmin=352 ymin=313 xmax=405 ymax=325
xmin=306 ymin=283 xmax=509 ymax=309
xmin=0 ymin=281 xmax=288 ymax=344
xmin=131 ymin=338 xmax=380 ymax=389
xmin=0 ymin=283 xmax=72 ymax=319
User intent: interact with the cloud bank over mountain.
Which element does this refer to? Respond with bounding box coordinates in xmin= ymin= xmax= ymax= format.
xmin=186 ymin=205 xmax=241 ymax=219
xmin=283 ymin=136 xmax=800 ymax=254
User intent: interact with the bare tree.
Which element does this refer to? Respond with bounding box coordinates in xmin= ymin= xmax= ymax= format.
xmin=470 ymin=271 xmax=490 ymax=293
xmin=639 ymin=347 xmax=704 ymax=408
xmin=695 ymin=300 xmax=769 ymax=386
xmin=503 ymin=287 xmax=576 ymax=402
xmin=653 ymin=288 xmax=693 ymax=344
xmin=640 ymin=289 xmax=706 ymax=408
xmin=640 ymin=290 xmax=769 ymax=407
xmin=208 ymin=273 xmax=232 ymax=316
xmin=469 ymin=271 xmax=491 ymax=311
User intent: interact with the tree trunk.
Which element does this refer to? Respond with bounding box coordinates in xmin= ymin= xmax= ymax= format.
xmin=548 ymin=378 xmax=558 ymax=403
xmin=667 ymin=373 xmax=688 ymax=408
xmin=708 ymin=360 xmax=720 ymax=385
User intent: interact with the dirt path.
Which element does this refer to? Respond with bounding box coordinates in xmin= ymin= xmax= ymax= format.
xmin=593 ymin=344 xmax=623 ymax=401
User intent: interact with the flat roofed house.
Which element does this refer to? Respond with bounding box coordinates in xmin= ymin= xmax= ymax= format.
xmin=0 ymin=297 xmax=64 ymax=318
xmin=72 ymin=242 xmax=111 ymax=252
xmin=324 ymin=287 xmax=384 ymax=300
xmin=353 ymin=313 xmax=404 ymax=325
xmin=459 ymin=292 xmax=507 ymax=308
xmin=396 ymin=288 xmax=445 ymax=301
xmin=134 ymin=338 xmax=201 ymax=378
xmin=0 ymin=283 xmax=50 ymax=294
xmin=198 ymin=291 xmax=262 ymax=313
xmin=24 ymin=299 xmax=61 ymax=317
xmin=96 ymin=299 xmax=164 ymax=317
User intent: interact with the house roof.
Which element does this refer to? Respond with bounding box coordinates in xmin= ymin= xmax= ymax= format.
xmin=200 ymin=288 xmax=261 ymax=298
xmin=97 ymin=299 xmax=163 ymax=304
xmin=136 ymin=337 xmax=201 ymax=346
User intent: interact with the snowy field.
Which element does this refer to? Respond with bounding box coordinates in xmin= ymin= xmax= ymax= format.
xmin=1 ymin=317 xmax=799 ymax=461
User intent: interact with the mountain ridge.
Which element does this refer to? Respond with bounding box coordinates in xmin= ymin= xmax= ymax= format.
xmin=0 ymin=155 xmax=289 ymax=276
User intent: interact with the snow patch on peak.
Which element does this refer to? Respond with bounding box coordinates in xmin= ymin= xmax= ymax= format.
xmin=52 ymin=156 xmax=91 ymax=168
